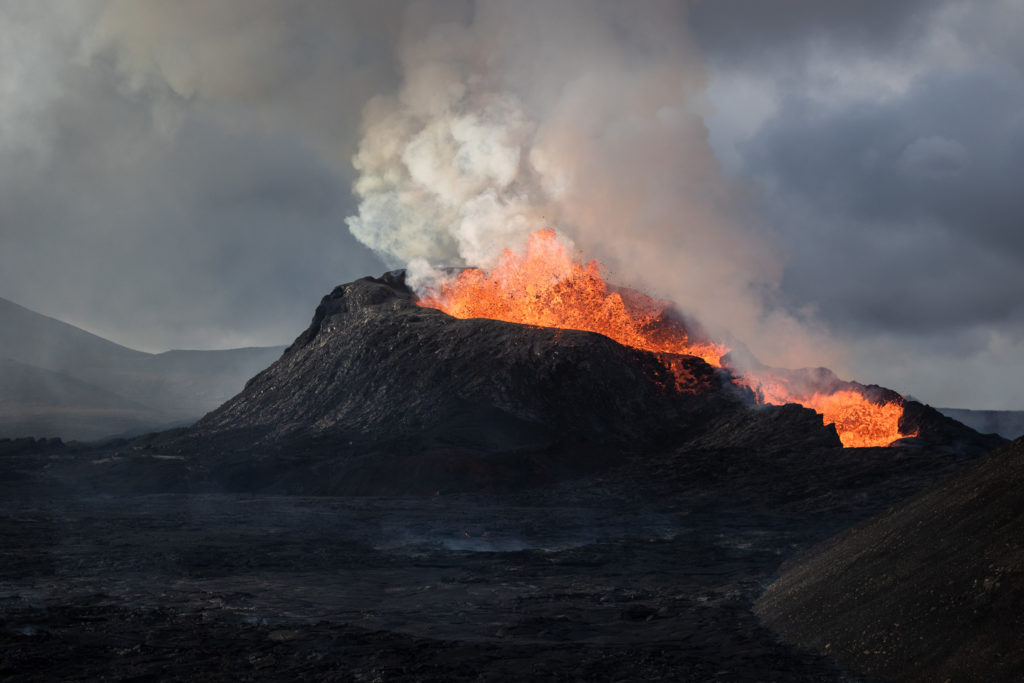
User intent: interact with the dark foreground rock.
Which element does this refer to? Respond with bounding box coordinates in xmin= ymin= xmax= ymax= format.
xmin=0 ymin=495 xmax=853 ymax=683
xmin=0 ymin=421 xmax=996 ymax=682
xmin=1 ymin=435 xmax=991 ymax=683
xmin=755 ymin=436 xmax=1024 ymax=682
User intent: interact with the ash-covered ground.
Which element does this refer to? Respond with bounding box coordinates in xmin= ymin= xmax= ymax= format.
xmin=757 ymin=436 xmax=1024 ymax=682
xmin=0 ymin=440 xmax=986 ymax=682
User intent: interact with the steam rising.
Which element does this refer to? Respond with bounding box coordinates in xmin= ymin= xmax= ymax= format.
xmin=7 ymin=0 xmax=839 ymax=370
xmin=345 ymin=0 xmax=839 ymax=370
xmin=347 ymin=24 xmax=546 ymax=270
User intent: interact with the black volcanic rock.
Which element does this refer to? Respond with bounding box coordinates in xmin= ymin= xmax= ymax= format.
xmin=179 ymin=272 xmax=842 ymax=492
xmin=755 ymin=436 xmax=1024 ymax=681
xmin=899 ymin=399 xmax=1007 ymax=453
xmin=195 ymin=273 xmax=761 ymax=450
xmin=161 ymin=271 xmax=1000 ymax=495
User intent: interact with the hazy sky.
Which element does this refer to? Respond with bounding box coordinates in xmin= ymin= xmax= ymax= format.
xmin=1 ymin=0 xmax=1021 ymax=410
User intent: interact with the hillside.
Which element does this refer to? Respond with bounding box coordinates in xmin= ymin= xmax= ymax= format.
xmin=0 ymin=358 xmax=171 ymax=441
xmin=0 ymin=296 xmax=284 ymax=440
xmin=756 ymin=436 xmax=1024 ymax=681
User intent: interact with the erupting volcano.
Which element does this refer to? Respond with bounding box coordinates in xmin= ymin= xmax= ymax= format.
xmin=418 ymin=230 xmax=727 ymax=368
xmin=419 ymin=229 xmax=914 ymax=448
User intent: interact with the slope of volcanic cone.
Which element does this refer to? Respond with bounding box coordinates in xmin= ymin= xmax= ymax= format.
xmin=730 ymin=360 xmax=1005 ymax=452
xmin=190 ymin=272 xmax=779 ymax=469
xmin=755 ymin=436 xmax=1024 ymax=682
xmin=899 ymin=399 xmax=1007 ymax=453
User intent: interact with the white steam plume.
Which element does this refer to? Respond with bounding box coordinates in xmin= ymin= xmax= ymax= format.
xmin=347 ymin=20 xmax=551 ymax=270
xmin=344 ymin=0 xmax=842 ymax=370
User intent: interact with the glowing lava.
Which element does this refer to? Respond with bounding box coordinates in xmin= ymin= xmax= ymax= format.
xmin=418 ymin=230 xmax=727 ymax=367
xmin=749 ymin=378 xmax=913 ymax=448
xmin=800 ymin=391 xmax=908 ymax=448
xmin=419 ymin=229 xmax=913 ymax=448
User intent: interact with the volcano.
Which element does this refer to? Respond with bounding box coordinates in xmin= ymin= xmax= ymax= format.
xmin=159 ymin=263 xmax=1003 ymax=495
xmin=416 ymin=229 xmax=937 ymax=449
xmin=181 ymin=270 xmax=829 ymax=492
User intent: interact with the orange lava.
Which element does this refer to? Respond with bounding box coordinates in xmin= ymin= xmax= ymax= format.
xmin=418 ymin=229 xmax=727 ymax=367
xmin=752 ymin=380 xmax=912 ymax=448
xmin=802 ymin=391 xmax=909 ymax=448
xmin=418 ymin=228 xmax=912 ymax=447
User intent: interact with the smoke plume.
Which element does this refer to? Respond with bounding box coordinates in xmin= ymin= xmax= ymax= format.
xmin=26 ymin=0 xmax=838 ymax=369
xmin=346 ymin=0 xmax=839 ymax=370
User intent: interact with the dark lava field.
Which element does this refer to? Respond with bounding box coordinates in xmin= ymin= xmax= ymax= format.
xmin=1 ymin=273 xmax=1017 ymax=681
xmin=0 ymin=441 xmax=986 ymax=682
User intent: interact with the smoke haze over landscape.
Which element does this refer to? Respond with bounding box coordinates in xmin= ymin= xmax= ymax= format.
xmin=1 ymin=0 xmax=1022 ymax=409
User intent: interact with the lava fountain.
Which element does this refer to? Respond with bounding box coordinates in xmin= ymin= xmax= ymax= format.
xmin=418 ymin=229 xmax=914 ymax=448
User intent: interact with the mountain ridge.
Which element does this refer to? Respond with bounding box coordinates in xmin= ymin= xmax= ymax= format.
xmin=0 ymin=296 xmax=284 ymax=440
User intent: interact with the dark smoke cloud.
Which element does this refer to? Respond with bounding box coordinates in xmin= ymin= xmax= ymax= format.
xmin=345 ymin=0 xmax=838 ymax=372
xmin=694 ymin=0 xmax=1024 ymax=408
xmin=690 ymin=0 xmax=941 ymax=67
xmin=0 ymin=0 xmax=1020 ymax=409
xmin=0 ymin=0 xmax=401 ymax=350
xmin=747 ymin=70 xmax=1024 ymax=333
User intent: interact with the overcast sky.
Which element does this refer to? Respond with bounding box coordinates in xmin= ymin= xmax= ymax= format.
xmin=1 ymin=0 xmax=1021 ymax=410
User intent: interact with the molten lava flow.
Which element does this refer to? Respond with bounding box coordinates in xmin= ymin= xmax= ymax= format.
xmin=418 ymin=229 xmax=727 ymax=367
xmin=746 ymin=377 xmax=912 ymax=447
xmin=419 ymin=228 xmax=914 ymax=447
xmin=801 ymin=392 xmax=909 ymax=448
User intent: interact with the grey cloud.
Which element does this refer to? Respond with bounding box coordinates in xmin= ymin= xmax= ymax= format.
xmin=1 ymin=0 xmax=1021 ymax=410
xmin=0 ymin=3 xmax=397 ymax=351
xmin=899 ymin=136 xmax=969 ymax=177
xmin=689 ymin=0 xmax=946 ymax=67
xmin=741 ymin=67 xmax=1024 ymax=338
xmin=0 ymin=1 xmax=434 ymax=351
xmin=696 ymin=0 xmax=1024 ymax=406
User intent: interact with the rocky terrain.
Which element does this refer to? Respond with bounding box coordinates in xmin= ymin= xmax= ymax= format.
xmin=0 ymin=432 xmax=995 ymax=682
xmin=0 ymin=272 xmax=1011 ymax=680
xmin=756 ymin=436 xmax=1024 ymax=682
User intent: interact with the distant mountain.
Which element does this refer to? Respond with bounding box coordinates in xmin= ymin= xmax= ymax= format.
xmin=937 ymin=407 xmax=1024 ymax=440
xmin=0 ymin=358 xmax=173 ymax=441
xmin=0 ymin=296 xmax=284 ymax=440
